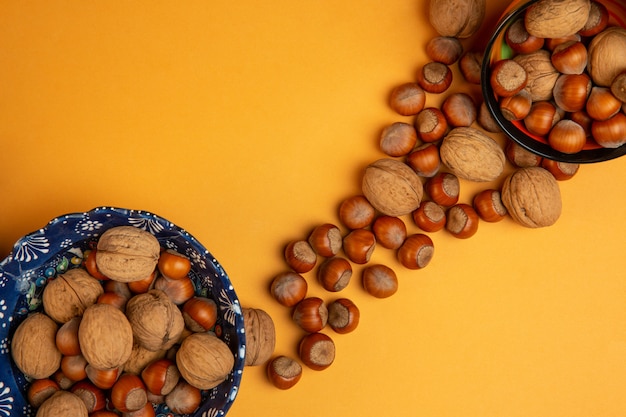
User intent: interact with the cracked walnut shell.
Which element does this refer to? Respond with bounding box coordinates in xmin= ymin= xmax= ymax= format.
xmin=176 ymin=332 xmax=235 ymax=390
xmin=96 ymin=226 xmax=160 ymax=282
xmin=42 ymin=268 xmax=104 ymax=323
xmin=501 ymin=167 xmax=562 ymax=228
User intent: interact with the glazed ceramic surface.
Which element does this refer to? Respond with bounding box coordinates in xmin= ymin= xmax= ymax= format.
xmin=0 ymin=206 xmax=245 ymax=417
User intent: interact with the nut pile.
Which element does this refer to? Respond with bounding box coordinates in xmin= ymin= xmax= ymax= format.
xmin=257 ymin=0 xmax=594 ymax=390
xmin=492 ymin=0 xmax=626 ymax=152
xmin=11 ymin=226 xmax=236 ymax=417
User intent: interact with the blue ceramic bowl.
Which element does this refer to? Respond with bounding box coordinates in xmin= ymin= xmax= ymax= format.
xmin=0 ymin=207 xmax=245 ymax=417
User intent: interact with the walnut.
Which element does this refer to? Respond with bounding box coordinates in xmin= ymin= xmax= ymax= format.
xmin=125 ymin=290 xmax=185 ymax=352
xmin=587 ymin=27 xmax=626 ymax=87
xmin=36 ymin=391 xmax=88 ymax=417
xmin=429 ymin=0 xmax=486 ymax=39
xmin=123 ymin=343 xmax=167 ymax=374
xmin=176 ymin=332 xmax=235 ymax=390
xmin=242 ymin=307 xmax=276 ymax=367
xmin=11 ymin=313 xmax=61 ymax=379
xmin=439 ymin=127 xmax=505 ymax=182
xmin=78 ymin=303 xmax=134 ymax=370
xmin=362 ymin=158 xmax=423 ymax=217
xmin=42 ymin=268 xmax=103 ymax=323
xmin=96 ymin=226 xmax=160 ymax=282
xmin=501 ymin=167 xmax=562 ymax=228
xmin=514 ymin=50 xmax=560 ymax=102
xmin=524 ymin=0 xmax=591 ymax=39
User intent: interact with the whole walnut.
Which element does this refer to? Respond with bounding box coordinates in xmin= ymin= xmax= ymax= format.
xmin=176 ymin=332 xmax=234 ymax=390
xmin=36 ymin=391 xmax=88 ymax=417
xmin=42 ymin=268 xmax=103 ymax=323
xmin=362 ymin=158 xmax=423 ymax=217
xmin=242 ymin=307 xmax=276 ymax=367
xmin=123 ymin=343 xmax=167 ymax=375
xmin=440 ymin=127 xmax=505 ymax=182
xmin=587 ymin=27 xmax=626 ymax=87
xmin=96 ymin=226 xmax=160 ymax=282
xmin=514 ymin=50 xmax=560 ymax=102
xmin=501 ymin=167 xmax=562 ymax=228
xmin=524 ymin=0 xmax=591 ymax=39
xmin=125 ymin=290 xmax=185 ymax=352
xmin=429 ymin=0 xmax=486 ymax=39
xmin=79 ymin=303 xmax=134 ymax=370
xmin=11 ymin=313 xmax=61 ymax=379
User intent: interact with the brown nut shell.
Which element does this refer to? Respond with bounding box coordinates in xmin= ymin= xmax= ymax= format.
xmin=78 ymin=303 xmax=133 ymax=370
xmin=524 ymin=0 xmax=591 ymax=39
xmin=587 ymin=26 xmax=626 ymax=87
xmin=501 ymin=167 xmax=562 ymax=228
xmin=440 ymin=127 xmax=505 ymax=182
xmin=176 ymin=332 xmax=234 ymax=390
xmin=11 ymin=313 xmax=61 ymax=380
xmin=42 ymin=268 xmax=104 ymax=324
xmin=125 ymin=289 xmax=185 ymax=352
xmin=242 ymin=307 xmax=276 ymax=367
xmin=428 ymin=0 xmax=486 ymax=39
xmin=362 ymin=158 xmax=424 ymax=216
xmin=96 ymin=226 xmax=160 ymax=283
xmin=36 ymin=390 xmax=88 ymax=417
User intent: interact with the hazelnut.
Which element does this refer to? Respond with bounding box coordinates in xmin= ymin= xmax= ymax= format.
xmin=299 ymin=332 xmax=335 ymax=371
xmin=425 ymin=172 xmax=460 ymax=207
xmin=362 ymin=264 xmax=398 ymax=298
xmin=473 ymin=189 xmax=507 ymax=222
xmin=426 ymin=36 xmax=463 ymax=65
xmin=458 ymin=51 xmax=483 ymax=84
xmin=548 ymin=119 xmax=586 ymax=154
xmin=371 ymin=215 xmax=407 ymax=250
xmin=506 ymin=18 xmax=544 ymax=54
xmin=317 ymin=257 xmax=352 ymax=292
xmin=339 ymin=195 xmax=376 ymax=229
xmin=308 ymin=223 xmax=343 ymax=257
xmin=397 ymin=234 xmax=435 ymax=270
xmin=267 ymin=356 xmax=302 ymax=390
xmin=490 ymin=59 xmax=528 ymax=97
xmin=389 ymin=82 xmax=426 ymax=116
xmin=164 ymin=380 xmax=201 ymax=415
xmin=446 ymin=204 xmax=480 ymax=239
xmin=406 ymin=143 xmax=441 ymax=178
xmin=417 ymin=62 xmax=453 ymax=94
xmin=505 ymin=140 xmax=542 ymax=168
xmin=541 ymin=158 xmax=580 ymax=181
xmin=415 ymin=107 xmax=449 ymax=142
xmin=441 ymin=92 xmax=477 ymax=127
xmin=380 ymin=122 xmax=418 ymax=157
xmin=342 ymin=228 xmax=376 ymax=264
xmin=284 ymin=240 xmax=317 ymax=273
xmin=579 ymin=1 xmax=609 ymax=37
xmin=327 ymin=298 xmax=360 ymax=334
xmin=428 ymin=0 xmax=486 ymax=39
xmin=292 ymin=297 xmax=328 ymax=333
xmin=270 ymin=271 xmax=308 ymax=307
xmin=412 ymin=201 xmax=446 ymax=232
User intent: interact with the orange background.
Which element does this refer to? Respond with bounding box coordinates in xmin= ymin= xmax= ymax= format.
xmin=1 ymin=1 xmax=626 ymax=416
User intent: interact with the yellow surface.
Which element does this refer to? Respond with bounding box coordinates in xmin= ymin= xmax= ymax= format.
xmin=1 ymin=1 xmax=626 ymax=416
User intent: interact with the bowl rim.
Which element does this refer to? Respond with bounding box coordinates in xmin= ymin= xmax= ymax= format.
xmin=0 ymin=206 xmax=245 ymax=417
xmin=480 ymin=0 xmax=626 ymax=164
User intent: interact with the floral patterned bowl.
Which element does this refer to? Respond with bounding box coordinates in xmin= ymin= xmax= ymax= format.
xmin=0 ymin=206 xmax=245 ymax=417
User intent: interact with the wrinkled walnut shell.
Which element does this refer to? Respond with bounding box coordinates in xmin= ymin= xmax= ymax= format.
xmin=524 ymin=0 xmax=591 ymax=39
xmin=78 ymin=303 xmax=134 ymax=370
xmin=176 ymin=332 xmax=235 ymax=390
xmin=362 ymin=158 xmax=423 ymax=216
xmin=440 ymin=127 xmax=505 ymax=182
xmin=125 ymin=289 xmax=185 ymax=352
xmin=242 ymin=307 xmax=276 ymax=367
xmin=429 ymin=0 xmax=486 ymax=39
xmin=513 ymin=50 xmax=560 ymax=102
xmin=501 ymin=167 xmax=562 ymax=228
xmin=96 ymin=226 xmax=160 ymax=283
xmin=42 ymin=268 xmax=104 ymax=323
xmin=36 ymin=391 xmax=88 ymax=417
xmin=587 ymin=26 xmax=626 ymax=87
xmin=11 ymin=313 xmax=61 ymax=379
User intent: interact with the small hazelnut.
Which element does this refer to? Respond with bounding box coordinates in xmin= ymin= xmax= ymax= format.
xmin=339 ymin=195 xmax=376 ymax=229
xmin=586 ymin=87 xmax=622 ymax=121
xmin=477 ymin=101 xmax=502 ymax=133
xmin=553 ymin=73 xmax=592 ymax=113
xmin=579 ymin=1 xmax=609 ymax=37
xmin=270 ymin=271 xmax=308 ymax=307
xmin=27 ymin=379 xmax=60 ymax=408
xmin=591 ymin=112 xmax=626 ymax=148
xmin=327 ymin=298 xmax=360 ymax=334
xmin=380 ymin=122 xmax=418 ymax=157
xmin=441 ymin=92 xmax=476 ymax=127
xmin=417 ymin=62 xmax=453 ymax=94
xmin=299 ymin=332 xmax=335 ymax=371
xmin=415 ymin=107 xmax=449 ymax=142
xmin=110 ymin=373 xmax=147 ymax=413
xmin=389 ymin=82 xmax=426 ymax=116
xmin=505 ymin=18 xmax=544 ymax=54
xmin=397 ymin=234 xmax=434 ymax=270
xmin=499 ymin=90 xmax=532 ymax=121
xmin=317 ymin=257 xmax=352 ymax=292
xmin=541 ymin=159 xmax=580 ymax=181
xmin=164 ymin=380 xmax=201 ymax=415
xmin=425 ymin=172 xmax=460 ymax=207
xmin=284 ymin=240 xmax=317 ymax=273
xmin=406 ymin=143 xmax=441 ymax=178
xmin=446 ymin=204 xmax=479 ymax=239
xmin=425 ymin=36 xmax=463 ymax=65
xmin=371 ymin=215 xmax=407 ymax=250
xmin=308 ymin=223 xmax=343 ymax=257
xmin=473 ymin=189 xmax=507 ymax=223
xmin=412 ymin=201 xmax=446 ymax=232
xmin=458 ymin=51 xmax=482 ymax=85
xmin=548 ymin=119 xmax=586 ymax=154
xmin=292 ymin=297 xmax=328 ymax=333
xmin=610 ymin=71 xmax=626 ymax=103
xmin=267 ymin=356 xmax=302 ymax=389
xmin=362 ymin=264 xmax=398 ymax=297
xmin=490 ymin=59 xmax=528 ymax=97
xmin=551 ymin=41 xmax=588 ymax=75
xmin=505 ymin=140 xmax=543 ymax=168
xmin=342 ymin=229 xmax=376 ymax=265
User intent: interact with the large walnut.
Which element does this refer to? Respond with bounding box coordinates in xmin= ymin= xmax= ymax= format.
xmin=440 ymin=127 xmax=505 ymax=182
xmin=524 ymin=0 xmax=591 ymax=39
xmin=176 ymin=332 xmax=234 ymax=390
xmin=123 ymin=343 xmax=167 ymax=375
xmin=125 ymin=290 xmax=185 ymax=352
xmin=42 ymin=268 xmax=103 ymax=323
xmin=429 ymin=0 xmax=486 ymax=39
xmin=587 ymin=27 xmax=626 ymax=87
xmin=514 ymin=50 xmax=560 ymax=102
xmin=11 ymin=313 xmax=61 ymax=379
xmin=36 ymin=391 xmax=88 ymax=417
xmin=78 ymin=303 xmax=134 ymax=370
xmin=96 ymin=226 xmax=160 ymax=282
xmin=501 ymin=167 xmax=562 ymax=228
xmin=362 ymin=158 xmax=423 ymax=217
xmin=242 ymin=307 xmax=276 ymax=367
